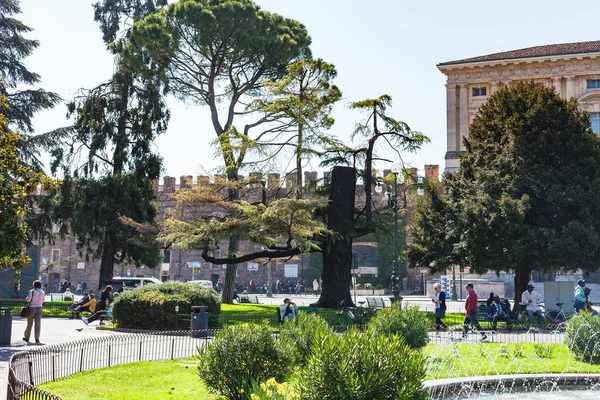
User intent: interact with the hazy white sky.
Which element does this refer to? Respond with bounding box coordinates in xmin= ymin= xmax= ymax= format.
xmin=17 ymin=0 xmax=600 ymax=179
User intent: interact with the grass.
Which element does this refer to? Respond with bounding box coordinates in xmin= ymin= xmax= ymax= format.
xmin=424 ymin=343 xmax=600 ymax=380
xmin=36 ymin=360 xmax=220 ymax=400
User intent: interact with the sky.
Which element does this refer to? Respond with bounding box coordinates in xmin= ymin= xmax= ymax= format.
xmin=16 ymin=0 xmax=600 ymax=180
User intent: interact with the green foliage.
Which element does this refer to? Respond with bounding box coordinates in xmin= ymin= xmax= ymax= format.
xmin=295 ymin=328 xmax=427 ymax=400
xmin=112 ymin=281 xmax=221 ymax=329
xmin=409 ymin=82 xmax=600 ymax=298
xmin=160 ymin=181 xmax=331 ymax=257
xmin=197 ymin=322 xmax=294 ymax=400
xmin=367 ymin=302 xmax=430 ymax=349
xmin=0 ymin=87 xmax=58 ymax=268
xmin=565 ymin=312 xmax=600 ymax=363
xmin=279 ymin=313 xmax=333 ymax=366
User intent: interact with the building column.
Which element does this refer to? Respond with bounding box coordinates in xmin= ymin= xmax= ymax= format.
xmin=490 ymin=81 xmax=500 ymax=95
xmin=566 ymin=76 xmax=577 ymax=99
xmin=446 ymin=83 xmax=458 ymax=153
xmin=551 ymin=77 xmax=562 ymax=97
xmin=459 ymin=84 xmax=469 ymax=152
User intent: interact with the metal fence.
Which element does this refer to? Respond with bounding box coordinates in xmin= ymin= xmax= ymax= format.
xmin=428 ymin=329 xmax=565 ymax=344
xmin=7 ymin=329 xmax=217 ymax=400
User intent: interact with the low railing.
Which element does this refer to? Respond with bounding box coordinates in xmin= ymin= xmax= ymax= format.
xmin=7 ymin=329 xmax=217 ymax=400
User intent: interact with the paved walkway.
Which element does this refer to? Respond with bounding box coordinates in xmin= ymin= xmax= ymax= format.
xmin=0 ymin=314 xmax=122 ymax=399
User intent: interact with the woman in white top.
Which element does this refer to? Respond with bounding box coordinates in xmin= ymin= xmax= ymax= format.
xmin=23 ymin=280 xmax=45 ymax=344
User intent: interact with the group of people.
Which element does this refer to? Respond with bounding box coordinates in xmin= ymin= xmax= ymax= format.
xmin=432 ymin=279 xmax=600 ymax=341
xmin=21 ymin=282 xmax=121 ymax=344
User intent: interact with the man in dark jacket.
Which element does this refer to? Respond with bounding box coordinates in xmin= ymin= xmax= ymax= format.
xmin=491 ymin=296 xmax=512 ymax=331
xmin=463 ymin=283 xmax=487 ymax=341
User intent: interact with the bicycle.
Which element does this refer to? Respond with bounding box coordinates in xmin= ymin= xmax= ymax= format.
xmin=544 ymin=302 xmax=574 ymax=330
xmin=328 ymin=300 xmax=375 ymax=330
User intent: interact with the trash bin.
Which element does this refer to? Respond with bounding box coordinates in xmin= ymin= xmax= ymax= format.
xmin=191 ymin=306 xmax=208 ymax=337
xmin=0 ymin=308 xmax=13 ymax=345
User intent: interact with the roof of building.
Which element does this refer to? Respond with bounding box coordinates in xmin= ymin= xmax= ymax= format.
xmin=438 ymin=40 xmax=600 ymax=67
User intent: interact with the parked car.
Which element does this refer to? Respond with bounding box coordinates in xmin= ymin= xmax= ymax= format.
xmin=187 ymin=280 xmax=214 ymax=289
xmin=104 ymin=276 xmax=162 ymax=292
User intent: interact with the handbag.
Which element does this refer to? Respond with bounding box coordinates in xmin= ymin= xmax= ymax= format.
xmin=19 ymin=304 xmax=29 ymax=318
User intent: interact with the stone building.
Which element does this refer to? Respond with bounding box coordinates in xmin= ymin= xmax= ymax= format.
xmin=438 ymin=40 xmax=600 ymax=172
xmin=22 ymin=166 xmax=440 ymax=294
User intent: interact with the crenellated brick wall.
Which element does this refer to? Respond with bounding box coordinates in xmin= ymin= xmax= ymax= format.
xmin=34 ymin=166 xmax=439 ymax=291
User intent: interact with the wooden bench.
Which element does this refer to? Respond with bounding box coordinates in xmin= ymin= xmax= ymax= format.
xmin=365 ymin=297 xmax=388 ymax=310
xmin=477 ymin=305 xmax=492 ymax=327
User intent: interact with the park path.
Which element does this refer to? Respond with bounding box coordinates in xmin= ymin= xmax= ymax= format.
xmin=0 ymin=316 xmax=123 ymax=399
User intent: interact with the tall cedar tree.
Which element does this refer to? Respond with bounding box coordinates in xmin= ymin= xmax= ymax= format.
xmin=52 ymin=0 xmax=169 ymax=288
xmin=408 ymin=82 xmax=600 ymax=308
xmin=127 ymin=0 xmax=311 ymax=302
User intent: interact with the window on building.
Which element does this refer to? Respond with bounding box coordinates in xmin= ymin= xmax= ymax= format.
xmin=591 ymin=112 xmax=600 ymax=134
xmin=51 ymin=249 xmax=60 ymax=263
xmin=587 ymin=80 xmax=600 ymax=89
xmin=472 ymin=87 xmax=487 ymax=97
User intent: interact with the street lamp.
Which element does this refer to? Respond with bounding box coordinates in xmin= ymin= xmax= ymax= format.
xmin=451 ymin=264 xmax=458 ymax=301
xmin=387 ymin=164 xmax=424 ymax=303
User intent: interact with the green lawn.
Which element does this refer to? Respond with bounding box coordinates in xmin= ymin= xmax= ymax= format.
xmin=37 ymin=360 xmax=220 ymax=400
xmin=424 ymin=343 xmax=600 ymax=380
xmin=34 ymin=344 xmax=600 ymax=399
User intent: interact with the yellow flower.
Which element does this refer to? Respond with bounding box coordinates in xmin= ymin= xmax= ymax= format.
xmin=251 ymin=394 xmax=260 ymax=400
xmin=239 ymin=388 xmax=245 ymax=393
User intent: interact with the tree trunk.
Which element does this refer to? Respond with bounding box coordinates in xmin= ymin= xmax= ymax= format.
xmin=221 ymin=238 xmax=239 ymax=304
xmin=98 ymin=229 xmax=117 ymax=290
xmin=513 ymin=264 xmax=532 ymax=313
xmin=311 ymin=166 xmax=356 ymax=308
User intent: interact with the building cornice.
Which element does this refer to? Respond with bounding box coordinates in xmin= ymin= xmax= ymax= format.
xmin=437 ymin=52 xmax=600 ymax=75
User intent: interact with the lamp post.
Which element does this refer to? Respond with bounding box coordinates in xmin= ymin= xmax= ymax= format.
xmin=451 ymin=265 xmax=458 ymax=301
xmin=387 ymin=165 xmax=424 ymax=303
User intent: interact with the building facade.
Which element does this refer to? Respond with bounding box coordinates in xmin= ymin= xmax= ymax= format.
xmin=438 ymin=40 xmax=600 ymax=171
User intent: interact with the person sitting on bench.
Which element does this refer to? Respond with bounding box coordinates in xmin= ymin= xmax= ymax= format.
xmin=279 ymin=298 xmax=297 ymax=322
xmin=491 ymin=295 xmax=512 ymax=331
xmin=75 ymin=293 xmax=96 ymax=317
xmin=83 ymin=293 xmax=119 ymax=325
xmin=69 ymin=293 xmax=89 ymax=319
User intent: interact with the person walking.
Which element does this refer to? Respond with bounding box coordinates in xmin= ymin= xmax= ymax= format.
xmin=432 ymin=283 xmax=448 ymax=334
xmin=521 ymin=284 xmax=543 ymax=328
xmin=462 ymin=283 xmax=487 ymax=341
xmin=574 ymin=279 xmax=587 ymax=313
xmin=23 ymin=280 xmax=45 ymax=344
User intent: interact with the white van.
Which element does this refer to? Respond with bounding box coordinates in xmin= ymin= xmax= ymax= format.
xmin=108 ymin=276 xmax=162 ymax=292
xmin=187 ymin=280 xmax=214 ymax=289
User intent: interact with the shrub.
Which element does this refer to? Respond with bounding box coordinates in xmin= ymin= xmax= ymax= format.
xmin=565 ymin=311 xmax=600 ymax=363
xmin=197 ymin=323 xmax=294 ymax=400
xmin=279 ymin=313 xmax=333 ymax=366
xmin=367 ymin=302 xmax=429 ymax=348
xmin=112 ymin=281 xmax=220 ymax=329
xmin=296 ymin=328 xmax=427 ymax=400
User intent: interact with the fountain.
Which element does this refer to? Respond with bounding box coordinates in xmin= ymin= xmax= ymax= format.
xmin=423 ymin=323 xmax=600 ymax=399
